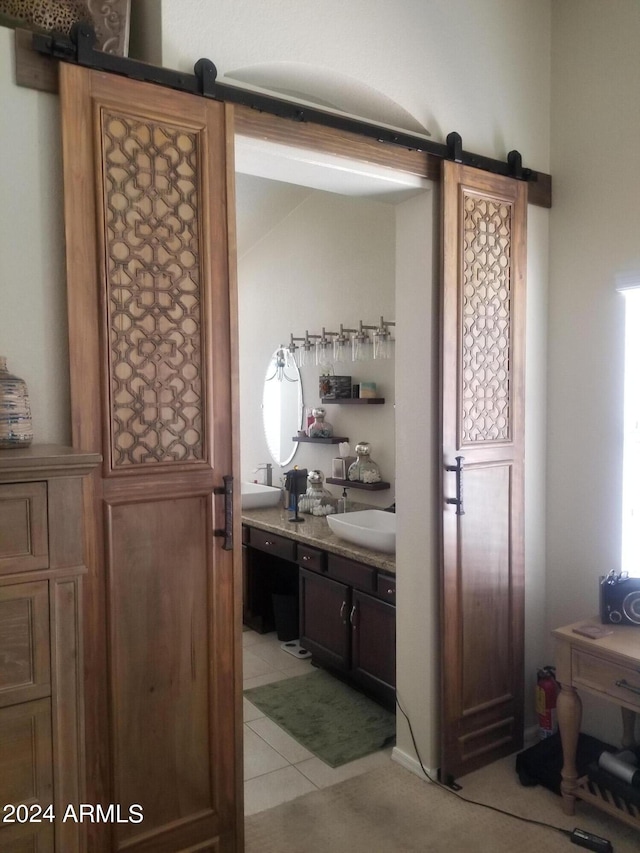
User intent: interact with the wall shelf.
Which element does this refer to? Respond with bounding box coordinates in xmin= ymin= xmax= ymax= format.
xmin=292 ymin=435 xmax=349 ymax=444
xmin=321 ymin=397 xmax=385 ymax=405
xmin=326 ymin=477 xmax=391 ymax=491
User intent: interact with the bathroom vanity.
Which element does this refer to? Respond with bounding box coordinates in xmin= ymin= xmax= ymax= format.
xmin=242 ymin=506 xmax=396 ymax=708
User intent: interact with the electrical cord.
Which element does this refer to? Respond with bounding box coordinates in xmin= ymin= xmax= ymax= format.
xmin=395 ymin=694 xmax=574 ymax=840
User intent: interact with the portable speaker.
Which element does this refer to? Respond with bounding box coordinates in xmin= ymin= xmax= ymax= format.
xmin=600 ymin=571 xmax=640 ymax=625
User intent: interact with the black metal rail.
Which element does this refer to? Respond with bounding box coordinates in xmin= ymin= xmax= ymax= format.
xmin=33 ymin=22 xmax=537 ymax=184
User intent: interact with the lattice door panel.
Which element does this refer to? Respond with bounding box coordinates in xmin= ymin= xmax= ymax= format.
xmin=460 ymin=192 xmax=514 ymax=445
xmin=101 ymin=112 xmax=206 ymax=469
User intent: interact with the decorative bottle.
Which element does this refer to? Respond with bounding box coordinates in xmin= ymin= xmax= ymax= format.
xmin=347 ymin=441 xmax=381 ymax=484
xmin=308 ymin=407 xmax=333 ymax=438
xmin=0 ymin=357 xmax=33 ymax=448
xmin=299 ymin=470 xmax=337 ymax=516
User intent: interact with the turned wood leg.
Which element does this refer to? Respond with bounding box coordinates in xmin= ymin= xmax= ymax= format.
xmin=621 ymin=707 xmax=638 ymax=751
xmin=556 ymin=682 xmax=582 ymax=815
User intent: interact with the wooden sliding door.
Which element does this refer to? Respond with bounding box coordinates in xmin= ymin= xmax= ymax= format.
xmin=60 ymin=64 xmax=241 ymax=852
xmin=440 ymin=161 xmax=527 ymax=782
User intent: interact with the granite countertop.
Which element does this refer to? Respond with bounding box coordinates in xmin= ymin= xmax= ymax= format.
xmin=241 ymin=505 xmax=396 ymax=574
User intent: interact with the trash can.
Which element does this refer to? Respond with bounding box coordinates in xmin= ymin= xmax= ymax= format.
xmin=271 ymin=594 xmax=299 ymax=641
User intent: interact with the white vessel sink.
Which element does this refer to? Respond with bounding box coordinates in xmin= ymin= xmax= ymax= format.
xmin=241 ymin=482 xmax=282 ymax=509
xmin=327 ymin=509 xmax=396 ymax=554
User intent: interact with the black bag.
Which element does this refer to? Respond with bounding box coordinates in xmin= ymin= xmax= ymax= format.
xmin=515 ymin=732 xmax=612 ymax=794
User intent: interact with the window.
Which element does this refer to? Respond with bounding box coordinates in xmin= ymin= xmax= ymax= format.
xmin=621 ymin=286 xmax=640 ymax=575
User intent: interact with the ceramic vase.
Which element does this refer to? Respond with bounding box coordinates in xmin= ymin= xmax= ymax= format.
xmin=0 ymin=357 xmax=34 ymax=448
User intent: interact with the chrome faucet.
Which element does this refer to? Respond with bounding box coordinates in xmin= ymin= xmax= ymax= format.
xmin=255 ymin=463 xmax=273 ymax=486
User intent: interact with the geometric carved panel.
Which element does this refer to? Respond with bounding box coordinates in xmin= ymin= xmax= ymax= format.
xmin=102 ymin=112 xmax=205 ymax=468
xmin=461 ymin=192 xmax=512 ymax=444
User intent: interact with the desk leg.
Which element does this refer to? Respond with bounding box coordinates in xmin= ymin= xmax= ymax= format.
xmin=621 ymin=707 xmax=638 ymax=751
xmin=556 ymin=682 xmax=582 ymax=815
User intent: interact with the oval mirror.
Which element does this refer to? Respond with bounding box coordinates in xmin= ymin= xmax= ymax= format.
xmin=262 ymin=348 xmax=303 ymax=466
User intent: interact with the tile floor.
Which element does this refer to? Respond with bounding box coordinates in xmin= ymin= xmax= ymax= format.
xmin=243 ymin=628 xmax=394 ymax=816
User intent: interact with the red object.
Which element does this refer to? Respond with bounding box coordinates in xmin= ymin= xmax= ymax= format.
xmin=536 ymin=666 xmax=559 ymax=739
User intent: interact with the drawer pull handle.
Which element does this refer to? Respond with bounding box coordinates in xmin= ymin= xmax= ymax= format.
xmin=302 ymin=555 xmax=311 ymax=561
xmin=616 ymin=679 xmax=640 ymax=697
xmin=387 ymin=588 xmax=395 ymax=595
xmin=264 ymin=540 xmax=273 ymax=546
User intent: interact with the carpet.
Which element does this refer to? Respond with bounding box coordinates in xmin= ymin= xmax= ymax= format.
xmin=244 ymin=670 xmax=395 ymax=767
xmin=245 ymin=756 xmax=640 ymax=853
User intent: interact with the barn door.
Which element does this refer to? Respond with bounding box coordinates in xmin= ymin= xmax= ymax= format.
xmin=60 ymin=64 xmax=242 ymax=852
xmin=440 ymin=160 xmax=527 ymax=782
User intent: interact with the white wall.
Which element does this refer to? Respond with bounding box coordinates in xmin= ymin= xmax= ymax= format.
xmin=548 ymin=1 xmax=640 ymax=739
xmin=0 ymin=31 xmax=70 ymax=445
xmin=237 ymin=176 xmax=396 ymax=508
xmin=160 ymin=0 xmax=550 ymax=168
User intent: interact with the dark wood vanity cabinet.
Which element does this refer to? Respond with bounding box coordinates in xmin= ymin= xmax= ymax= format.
xmin=243 ymin=524 xmax=396 ymax=707
xmin=299 ymin=553 xmax=396 ymax=708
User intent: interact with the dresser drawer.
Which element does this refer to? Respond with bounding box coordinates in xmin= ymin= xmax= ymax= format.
xmin=376 ymin=573 xmax=396 ymax=604
xmin=0 ymin=698 xmax=53 ymax=813
xmin=0 ymin=581 xmax=51 ymax=707
xmin=248 ymin=528 xmax=296 ymax=562
xmin=327 ymin=554 xmax=375 ymax=592
xmin=296 ymin=544 xmax=326 ymax=573
xmin=572 ymin=648 xmax=640 ymax=710
xmin=0 ymin=482 xmax=48 ymax=575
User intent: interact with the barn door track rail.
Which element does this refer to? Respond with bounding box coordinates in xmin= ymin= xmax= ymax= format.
xmin=33 ymin=22 xmax=550 ymax=203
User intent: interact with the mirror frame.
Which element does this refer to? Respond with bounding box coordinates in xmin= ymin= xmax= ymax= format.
xmin=261 ymin=348 xmax=303 ymax=467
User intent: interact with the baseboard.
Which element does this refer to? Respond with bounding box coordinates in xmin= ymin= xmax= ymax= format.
xmin=523 ymin=724 xmax=540 ymax=747
xmin=391 ymin=746 xmax=437 ymax=782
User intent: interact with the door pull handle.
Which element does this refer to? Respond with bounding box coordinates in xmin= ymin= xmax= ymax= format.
xmin=444 ymin=455 xmax=465 ymax=516
xmin=213 ymin=475 xmax=234 ymax=550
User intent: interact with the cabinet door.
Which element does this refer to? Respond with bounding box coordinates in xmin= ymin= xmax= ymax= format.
xmin=351 ymin=590 xmax=396 ymax=706
xmin=299 ymin=568 xmax=350 ymax=671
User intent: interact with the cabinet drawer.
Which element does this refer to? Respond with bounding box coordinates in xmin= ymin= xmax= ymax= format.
xmin=0 ymin=698 xmax=53 ymax=810
xmin=0 ymin=482 xmax=48 ymax=575
xmin=0 ymin=821 xmax=54 ymax=853
xmin=573 ymin=649 xmax=640 ymax=710
xmin=376 ymin=573 xmax=396 ymax=604
xmin=0 ymin=581 xmax=50 ymax=707
xmin=249 ymin=528 xmax=296 ymax=562
xmin=327 ymin=554 xmax=375 ymax=592
xmin=296 ymin=544 xmax=326 ymax=573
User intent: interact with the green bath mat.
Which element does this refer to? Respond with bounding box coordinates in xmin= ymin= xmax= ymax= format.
xmin=244 ymin=669 xmax=395 ymax=767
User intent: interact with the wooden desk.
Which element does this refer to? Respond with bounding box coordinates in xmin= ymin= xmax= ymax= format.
xmin=553 ymin=620 xmax=640 ymax=830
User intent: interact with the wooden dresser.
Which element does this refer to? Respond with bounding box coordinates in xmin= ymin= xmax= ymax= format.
xmin=0 ymin=445 xmax=100 ymax=852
